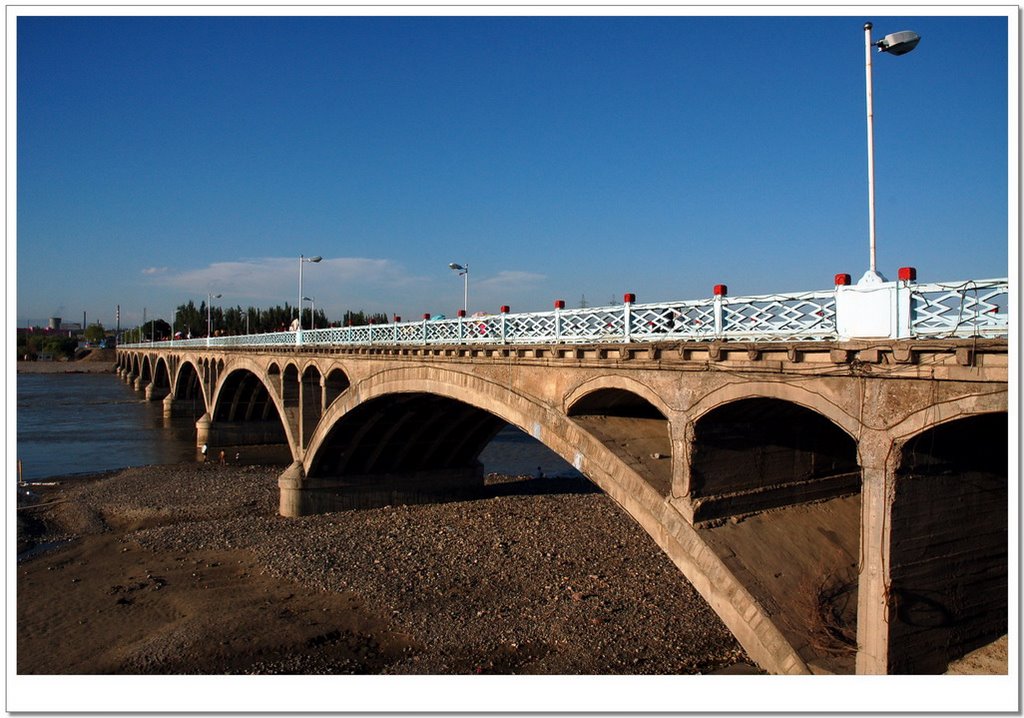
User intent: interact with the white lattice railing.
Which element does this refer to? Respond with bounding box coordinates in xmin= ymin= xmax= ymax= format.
xmin=121 ymin=277 xmax=1008 ymax=351
xmin=909 ymin=280 xmax=1010 ymax=338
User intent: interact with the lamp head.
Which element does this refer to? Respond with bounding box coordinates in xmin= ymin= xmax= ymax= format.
xmin=875 ymin=30 xmax=920 ymax=56
xmin=449 ymin=262 xmax=464 ymax=271
xmin=309 ymin=256 xmax=322 ymax=263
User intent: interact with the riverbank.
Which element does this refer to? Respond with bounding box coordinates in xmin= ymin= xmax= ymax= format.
xmin=16 ymin=463 xmax=752 ymax=680
xmin=17 ymin=355 xmax=115 ymax=374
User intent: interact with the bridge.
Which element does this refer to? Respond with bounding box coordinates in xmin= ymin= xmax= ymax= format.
xmin=117 ymin=274 xmax=1009 ymax=675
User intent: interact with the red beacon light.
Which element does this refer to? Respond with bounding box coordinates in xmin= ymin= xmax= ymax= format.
xmin=623 ymin=293 xmax=636 ymax=304
xmin=713 ymin=284 xmax=728 ymax=297
xmin=554 ymin=299 xmax=565 ymax=309
xmin=898 ymin=266 xmax=917 ymax=281
xmin=500 ymin=305 xmax=510 ymax=314
xmin=834 ymin=273 xmax=852 ymax=286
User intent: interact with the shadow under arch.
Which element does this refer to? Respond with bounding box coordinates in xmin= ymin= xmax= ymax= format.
xmin=207 ymin=362 xmax=297 ymax=464
xmin=683 ymin=384 xmax=864 ymax=673
xmin=297 ymin=365 xmax=810 ymax=675
xmin=885 ymin=410 xmax=1008 ymax=674
xmin=171 ymin=358 xmax=209 ymax=417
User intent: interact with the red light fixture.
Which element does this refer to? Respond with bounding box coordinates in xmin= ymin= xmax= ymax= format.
xmin=500 ymin=305 xmax=510 ymax=314
xmin=834 ymin=273 xmax=852 ymax=286
xmin=713 ymin=284 xmax=728 ymax=296
xmin=623 ymin=293 xmax=636 ymax=304
xmin=898 ymin=266 xmax=917 ymax=281
xmin=554 ymin=299 xmax=565 ymax=309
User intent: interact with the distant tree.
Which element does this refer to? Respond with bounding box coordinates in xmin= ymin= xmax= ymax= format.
xmin=84 ymin=323 xmax=106 ymax=344
xmin=139 ymin=319 xmax=172 ymax=341
xmin=41 ymin=335 xmax=77 ymax=359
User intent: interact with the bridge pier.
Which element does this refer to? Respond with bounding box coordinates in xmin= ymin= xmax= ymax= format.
xmin=144 ymin=382 xmax=170 ymax=402
xmin=278 ymin=463 xmax=486 ymax=517
xmin=856 ymin=459 xmax=892 ymax=674
xmin=163 ymin=395 xmax=200 ymax=419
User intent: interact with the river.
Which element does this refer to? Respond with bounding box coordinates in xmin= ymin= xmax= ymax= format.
xmin=15 ymin=372 xmax=580 ymax=483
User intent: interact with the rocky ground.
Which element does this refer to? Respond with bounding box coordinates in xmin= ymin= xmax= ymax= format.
xmin=16 ymin=463 xmax=752 ymax=676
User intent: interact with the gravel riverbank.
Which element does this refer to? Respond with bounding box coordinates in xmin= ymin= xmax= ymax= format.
xmin=17 ymin=462 xmax=751 ymax=676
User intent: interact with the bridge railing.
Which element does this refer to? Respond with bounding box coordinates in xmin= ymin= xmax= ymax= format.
xmin=121 ymin=276 xmax=1008 ymax=350
xmin=909 ymin=280 xmax=1010 ymax=338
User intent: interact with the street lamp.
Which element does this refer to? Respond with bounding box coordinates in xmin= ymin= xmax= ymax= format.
xmin=303 ymin=296 xmax=316 ymax=330
xmin=207 ymin=292 xmax=221 ymax=340
xmin=449 ymin=262 xmax=469 ymax=314
xmin=298 ymin=254 xmax=322 ymax=343
xmin=861 ymin=22 xmax=920 ymax=285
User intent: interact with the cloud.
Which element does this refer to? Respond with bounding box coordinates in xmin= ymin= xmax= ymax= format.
xmin=141 ymin=266 xmax=168 ymax=275
xmin=141 ymin=256 xmax=429 ymax=310
xmin=134 ymin=257 xmax=555 ymax=321
xmin=475 ymin=270 xmax=546 ymax=289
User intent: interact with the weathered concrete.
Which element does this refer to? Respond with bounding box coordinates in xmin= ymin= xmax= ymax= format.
xmin=117 ymin=338 xmax=1008 ymax=675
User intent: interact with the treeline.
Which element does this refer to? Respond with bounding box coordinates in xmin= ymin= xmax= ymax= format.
xmin=17 ymin=323 xmax=113 ymax=360
xmin=17 ymin=332 xmax=78 ymax=360
xmin=168 ymin=301 xmax=389 ymax=339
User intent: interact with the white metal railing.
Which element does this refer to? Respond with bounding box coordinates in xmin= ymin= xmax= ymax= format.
xmin=909 ymin=279 xmax=1010 ymax=338
xmin=120 ymin=276 xmax=1008 ymax=351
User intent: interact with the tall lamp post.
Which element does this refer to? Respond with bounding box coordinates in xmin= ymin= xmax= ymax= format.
xmin=207 ymin=292 xmax=221 ymax=343
xmin=861 ymin=22 xmax=920 ymax=285
xmin=298 ymin=254 xmax=322 ymax=344
xmin=448 ymin=262 xmax=469 ymax=314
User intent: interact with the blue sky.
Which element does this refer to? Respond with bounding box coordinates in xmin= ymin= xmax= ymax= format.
xmin=13 ymin=10 xmax=1013 ymax=329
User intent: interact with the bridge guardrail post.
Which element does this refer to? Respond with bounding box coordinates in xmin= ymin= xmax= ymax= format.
xmin=623 ymin=293 xmax=635 ymax=342
xmin=713 ymin=285 xmax=727 ymax=337
xmin=500 ymin=305 xmax=509 ymax=344
xmin=422 ymin=314 xmax=429 ymax=345
xmin=554 ymin=300 xmax=564 ymax=342
xmin=896 ymin=266 xmax=915 ymax=338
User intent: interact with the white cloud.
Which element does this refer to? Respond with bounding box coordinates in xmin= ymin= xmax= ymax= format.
xmin=141 ymin=266 xmax=168 ymax=275
xmin=135 ymin=257 xmax=557 ymax=321
xmin=474 ymin=270 xmax=546 ymax=289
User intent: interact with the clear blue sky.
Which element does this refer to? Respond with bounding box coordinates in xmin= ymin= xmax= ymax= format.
xmin=14 ymin=10 xmax=1012 ymax=329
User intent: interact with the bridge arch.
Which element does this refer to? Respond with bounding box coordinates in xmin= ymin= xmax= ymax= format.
xmin=150 ymin=356 xmax=172 ymax=397
xmin=173 ymin=359 xmax=208 ymax=408
xmin=209 ymin=359 xmax=297 ymax=458
xmin=687 ymin=380 xmax=861 ymax=439
xmin=564 ymin=376 xmax=674 ymax=497
xmin=563 ymin=375 xmax=675 ymax=418
xmin=299 ymin=365 xmax=809 ymax=675
xmin=883 ymin=405 xmax=1008 ymax=674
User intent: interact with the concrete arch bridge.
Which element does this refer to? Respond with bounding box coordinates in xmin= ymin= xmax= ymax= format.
xmin=116 ymin=336 xmax=1007 ymax=676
